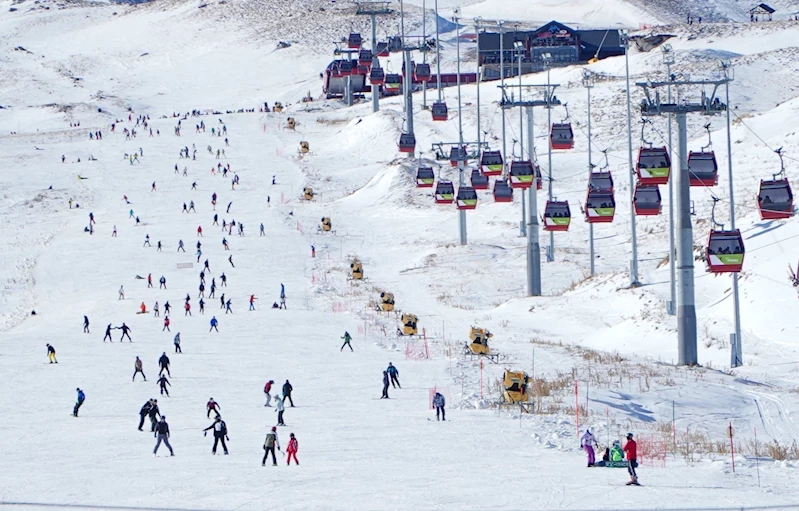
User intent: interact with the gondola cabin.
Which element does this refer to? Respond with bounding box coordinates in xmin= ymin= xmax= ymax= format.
xmin=636 ymin=147 xmax=671 ymax=185
xmin=400 ymin=313 xmax=418 ymax=336
xmin=687 ymin=151 xmax=719 ymax=187
xmin=358 ymin=49 xmax=373 ymax=67
xmin=350 ymin=260 xmax=364 ymax=280
xmin=543 ymin=201 xmax=571 ymax=231
xmin=589 ymin=171 xmax=614 ymax=193
xmin=414 ymin=63 xmax=432 ymax=82
xmin=493 ymin=179 xmax=513 ymax=202
xmin=470 ymin=169 xmax=489 ymax=190
xmin=633 ymin=184 xmax=661 ymax=216
xmin=456 ymin=186 xmax=478 ymax=210
xmin=388 ymin=36 xmax=403 ymax=53
xmin=416 ymin=167 xmax=435 ymax=188
xmin=509 ymin=160 xmax=535 ymax=189
xmin=376 ymin=42 xmax=390 ymax=57
xmin=434 ymin=181 xmax=455 ymax=204
xmin=758 ymin=178 xmax=794 ymax=220
xmin=431 ymin=101 xmax=448 ymax=121
xmin=706 ymin=229 xmax=744 ymax=273
xmin=550 ymin=123 xmax=575 ymax=150
xmin=369 ymin=67 xmax=385 ymax=86
xmin=480 ymin=150 xmax=503 ymax=176
xmin=339 ymin=60 xmax=353 ymax=76
xmin=585 ymin=191 xmax=615 ymax=223
xmin=449 ymin=146 xmax=466 ymax=167
xmin=398 ymin=133 xmax=416 ymax=153
xmin=384 ymin=74 xmax=402 ymax=94
xmin=379 ymin=292 xmax=395 ymax=312
xmin=320 ymin=217 xmax=332 ymax=232
xmin=303 ymin=187 xmax=314 ymax=201
xmin=347 ymin=33 xmax=362 ymax=49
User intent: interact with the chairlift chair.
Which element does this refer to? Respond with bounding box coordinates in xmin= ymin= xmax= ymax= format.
xmin=416 ymin=167 xmax=435 ymax=187
xmin=398 ymin=133 xmax=416 ymax=154
xmin=480 ymin=150 xmax=503 ymax=176
xmin=706 ymin=229 xmax=744 ymax=273
xmin=584 ymin=190 xmax=615 ymax=223
xmin=687 ymin=151 xmax=719 ymax=187
xmin=369 ymin=67 xmax=385 ymax=86
xmin=493 ymin=179 xmax=513 ymax=202
xmin=456 ymin=186 xmax=478 ymax=210
xmin=414 ymin=63 xmax=432 ymax=82
xmin=550 ymin=123 xmax=575 ymax=150
xmin=470 ymin=168 xmax=489 ymax=190
xmin=758 ymin=178 xmax=794 ymax=220
xmin=509 ymin=160 xmax=535 ymax=189
xmin=543 ymin=201 xmax=571 ymax=231
xmin=358 ymin=49 xmax=373 ymax=67
xmin=636 ymin=146 xmax=671 ymax=186
xmin=431 ymin=101 xmax=448 ymax=121
xmin=434 ymin=181 xmax=455 ymax=204
xmin=633 ymin=183 xmax=662 ymax=216
xmin=348 ymin=33 xmax=362 ymax=49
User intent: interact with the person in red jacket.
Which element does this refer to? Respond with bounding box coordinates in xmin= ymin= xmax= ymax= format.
xmin=207 ymin=398 xmax=221 ymax=418
xmin=163 ymin=316 xmax=171 ymax=332
xmin=286 ymin=432 xmax=299 ymax=465
xmin=184 ymin=302 xmax=192 ymax=316
xmin=264 ymin=380 xmax=274 ymax=407
xmin=623 ymin=433 xmax=639 ymax=485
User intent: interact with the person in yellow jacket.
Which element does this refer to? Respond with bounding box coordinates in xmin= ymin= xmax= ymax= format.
xmin=46 ymin=344 xmax=58 ymax=364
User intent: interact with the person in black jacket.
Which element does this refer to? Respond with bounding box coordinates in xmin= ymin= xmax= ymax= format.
xmin=138 ymin=399 xmax=154 ymax=431
xmin=282 ymin=380 xmax=294 ymax=407
xmin=148 ymin=399 xmax=161 ymax=432
xmin=380 ymin=371 xmax=389 ymax=399
xmin=157 ymin=375 xmax=171 ymax=396
xmin=203 ymin=416 xmax=229 ymax=455
xmin=158 ymin=352 xmax=171 ymax=377
xmin=153 ymin=416 xmax=174 ymax=456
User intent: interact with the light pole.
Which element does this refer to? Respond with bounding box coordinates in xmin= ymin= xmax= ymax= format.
xmin=622 ymin=30 xmax=640 ymax=285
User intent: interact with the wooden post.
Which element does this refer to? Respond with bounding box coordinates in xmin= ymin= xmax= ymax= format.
xmin=728 ymin=422 xmax=735 ymax=473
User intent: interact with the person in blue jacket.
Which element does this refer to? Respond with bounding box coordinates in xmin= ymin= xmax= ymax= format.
xmin=73 ymin=388 xmax=86 ymax=417
xmin=387 ymin=362 xmax=400 ymax=388
xmin=209 ymin=316 xmax=219 ymax=332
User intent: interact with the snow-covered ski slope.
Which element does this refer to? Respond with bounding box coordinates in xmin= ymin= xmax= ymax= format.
xmin=3 ymin=0 xmax=799 ymax=509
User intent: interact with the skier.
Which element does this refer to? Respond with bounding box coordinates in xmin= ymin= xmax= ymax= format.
xmin=153 ymin=416 xmax=175 ymax=456
xmin=264 ymin=380 xmax=274 ymax=407
xmin=433 ymin=392 xmax=446 ymax=421
xmin=275 ymin=395 xmax=286 ymax=426
xmin=225 ymin=299 xmax=232 ymax=314
xmin=199 ymin=298 xmax=205 ymax=314
xmin=157 ymin=241 xmax=162 ymax=251
xmin=197 ymin=225 xmax=203 ymax=237
xmin=279 ymin=283 xmax=286 ymax=309
xmin=228 ymin=255 xmax=234 ymax=268
xmin=282 ymin=380 xmax=294 ymax=407
xmin=381 ymin=371 xmax=390 ymax=399
xmin=112 ymin=225 xmax=117 ymax=237
xmin=623 ymin=433 xmax=639 ymax=485
xmin=138 ymin=399 xmax=154 ymax=431
xmin=133 ymin=356 xmax=146 ymax=381
xmin=260 ymin=223 xmax=265 ymax=236
xmin=387 ymin=362 xmax=400 ymax=388
xmin=209 ymin=316 xmax=219 ymax=332
xmin=207 ymin=398 xmax=221 ymax=418
xmin=178 ymin=240 xmax=185 ymax=252
xmin=220 ymin=273 xmax=227 ymax=286
xmin=163 ymin=316 xmax=171 ymax=332
xmin=118 ymin=285 xmax=125 ymax=300
xmin=203 ymin=416 xmax=229 ymax=455
xmin=262 ymin=426 xmax=280 ymax=466
xmin=154 ymin=301 xmax=160 ymax=317
xmin=119 ymin=323 xmax=132 ymax=341
xmin=148 ymin=399 xmax=161 ymax=431
xmin=73 ymin=388 xmax=85 ymax=417
xmin=581 ymin=428 xmax=598 ymax=467
xmin=158 ymin=352 xmax=171 ymax=377
xmin=159 ymin=276 xmax=166 ymax=289
xmin=46 ymin=343 xmax=58 ymax=364
xmin=103 ymin=323 xmax=113 ymax=342
xmin=157 ymin=374 xmax=171 ymax=397
xmin=83 ymin=315 xmax=90 ymax=333
xmin=174 ymin=333 xmax=182 ymax=353
xmin=164 ymin=302 xmax=171 ymax=314
xmin=143 ymin=234 xmax=151 ymax=247
xmin=339 ymin=331 xmax=354 ymax=351
xmin=147 ymin=274 xmax=153 ymax=288
xmin=184 ymin=302 xmax=192 ymax=316
xmin=286 ymin=433 xmax=299 ymax=465
xmin=311 ymin=245 xmax=315 ymax=258
xmin=222 ymin=238 xmax=229 ymax=250
xmin=249 ymin=295 xmax=256 ymax=311
xmin=189 ymin=200 xmax=196 ymax=213
xmin=226 ymin=201 xmax=232 ymax=213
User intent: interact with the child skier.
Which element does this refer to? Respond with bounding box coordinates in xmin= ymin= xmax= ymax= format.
xmin=286 ymin=433 xmax=299 ymax=465
xmin=207 ymin=398 xmax=221 ymax=418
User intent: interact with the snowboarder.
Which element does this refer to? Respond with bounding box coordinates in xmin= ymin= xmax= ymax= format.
xmin=381 ymin=371 xmax=390 ymax=399
xmin=262 ymin=426 xmax=280 ymax=466
xmin=286 ymin=433 xmax=299 ymax=465
xmin=623 ymin=433 xmax=639 ymax=485
xmin=340 ymin=331 xmax=353 ymax=352
xmin=207 ymin=398 xmax=221 ymax=418
xmin=264 ymin=380 xmax=274 ymax=407
xmin=203 ymin=416 xmax=229 ymax=455
xmin=209 ymin=316 xmax=219 ymax=332
xmin=282 ymin=380 xmax=294 ymax=407
xmin=138 ymin=399 xmax=154 ymax=431
xmin=46 ymin=343 xmax=58 ymax=364
xmin=119 ymin=323 xmax=132 ymax=341
xmin=133 ymin=356 xmax=146 ymax=381
xmin=153 ymin=416 xmax=175 ymax=456
xmin=157 ymin=374 xmax=171 ymax=397
xmin=581 ymin=428 xmax=598 ymax=467
xmin=387 ymin=362 xmax=400 ymax=388
xmin=73 ymin=388 xmax=85 ymax=417
xmin=83 ymin=316 xmax=90 ymax=334
xmin=275 ymin=395 xmax=286 ymax=426
xmin=158 ymin=352 xmax=171 ymax=377
xmin=433 ymin=392 xmax=446 ymax=421
xmin=174 ymin=333 xmax=182 ymax=353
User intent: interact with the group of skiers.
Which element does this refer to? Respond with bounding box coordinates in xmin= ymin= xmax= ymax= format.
xmin=581 ymin=428 xmax=640 ymax=485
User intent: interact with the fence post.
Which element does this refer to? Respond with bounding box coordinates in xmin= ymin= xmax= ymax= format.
xmin=480 ymin=359 xmax=484 ymax=399
xmin=574 ymin=380 xmax=580 ymax=438
xmin=728 ymin=422 xmax=735 ymax=473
